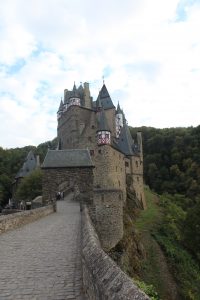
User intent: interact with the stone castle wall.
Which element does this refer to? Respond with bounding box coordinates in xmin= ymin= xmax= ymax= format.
xmin=130 ymin=156 xmax=146 ymax=209
xmin=82 ymin=206 xmax=149 ymax=300
xmin=0 ymin=205 xmax=54 ymax=235
xmin=57 ymin=105 xmax=96 ymax=150
xmin=93 ymin=145 xmax=126 ymax=201
xmin=93 ymin=188 xmax=123 ymax=251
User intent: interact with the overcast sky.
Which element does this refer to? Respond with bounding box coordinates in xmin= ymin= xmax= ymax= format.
xmin=0 ymin=0 xmax=200 ymax=149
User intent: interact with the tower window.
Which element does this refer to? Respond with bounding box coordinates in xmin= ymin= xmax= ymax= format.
xmin=90 ymin=150 xmax=94 ymax=156
xmin=125 ymin=161 xmax=129 ymax=167
xmin=136 ymin=161 xmax=138 ymax=167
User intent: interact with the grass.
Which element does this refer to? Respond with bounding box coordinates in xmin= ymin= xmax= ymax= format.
xmin=135 ymin=185 xmax=161 ymax=231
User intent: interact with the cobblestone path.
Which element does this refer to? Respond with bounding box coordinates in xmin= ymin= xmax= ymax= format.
xmin=0 ymin=194 xmax=85 ymax=300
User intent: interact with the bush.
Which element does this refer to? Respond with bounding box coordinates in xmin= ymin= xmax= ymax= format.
xmin=16 ymin=169 xmax=42 ymax=201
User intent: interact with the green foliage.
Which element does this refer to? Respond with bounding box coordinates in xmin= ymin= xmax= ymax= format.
xmin=154 ymin=193 xmax=200 ymax=299
xmin=130 ymin=126 xmax=200 ymax=198
xmin=0 ymin=138 xmax=57 ymax=206
xmin=134 ymin=279 xmax=160 ymax=300
xmin=183 ymin=200 xmax=200 ymax=261
xmin=16 ymin=169 xmax=43 ymax=201
xmin=135 ymin=186 xmax=161 ymax=231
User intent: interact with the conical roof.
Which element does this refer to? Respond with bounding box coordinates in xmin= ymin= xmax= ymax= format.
xmin=71 ymin=83 xmax=80 ymax=98
xmin=96 ymin=84 xmax=115 ymax=110
xmin=15 ymin=151 xmax=37 ymax=179
xmin=97 ymin=108 xmax=111 ymax=132
xmin=57 ymin=99 xmax=64 ymax=112
xmin=116 ymin=102 xmax=123 ymax=114
xmin=117 ymin=120 xmax=134 ymax=155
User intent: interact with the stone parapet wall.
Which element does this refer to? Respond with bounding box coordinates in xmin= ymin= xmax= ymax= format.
xmin=0 ymin=205 xmax=54 ymax=235
xmin=82 ymin=207 xmax=149 ymax=300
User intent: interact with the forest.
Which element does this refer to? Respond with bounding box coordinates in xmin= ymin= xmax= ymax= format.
xmin=130 ymin=125 xmax=200 ymax=299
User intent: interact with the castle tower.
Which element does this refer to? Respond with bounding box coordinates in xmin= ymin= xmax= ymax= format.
xmin=96 ymin=84 xmax=116 ymax=138
xmin=67 ymin=83 xmax=81 ymax=108
xmin=96 ymin=106 xmax=111 ymax=145
xmin=83 ymin=82 xmax=92 ymax=109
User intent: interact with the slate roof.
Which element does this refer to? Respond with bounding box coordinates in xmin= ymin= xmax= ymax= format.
xmin=116 ymin=121 xmax=134 ymax=155
xmin=15 ymin=151 xmax=37 ymax=179
xmin=42 ymin=149 xmax=94 ymax=168
xmin=97 ymin=108 xmax=111 ymax=132
xmin=96 ymin=84 xmax=115 ymax=110
xmin=57 ymin=99 xmax=64 ymax=112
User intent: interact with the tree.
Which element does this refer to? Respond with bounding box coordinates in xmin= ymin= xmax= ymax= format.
xmin=183 ymin=201 xmax=200 ymax=260
xmin=16 ymin=169 xmax=42 ymax=201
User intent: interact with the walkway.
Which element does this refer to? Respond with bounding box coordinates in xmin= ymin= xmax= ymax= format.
xmin=0 ymin=194 xmax=84 ymax=300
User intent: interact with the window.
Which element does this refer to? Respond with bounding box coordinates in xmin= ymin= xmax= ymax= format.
xmin=98 ymin=149 xmax=102 ymax=154
xmin=136 ymin=161 xmax=138 ymax=167
xmin=91 ymin=125 xmax=95 ymax=129
xmin=125 ymin=161 xmax=129 ymax=167
xmin=90 ymin=150 xmax=94 ymax=156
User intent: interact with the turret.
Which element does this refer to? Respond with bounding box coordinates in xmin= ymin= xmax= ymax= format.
xmin=116 ymin=102 xmax=123 ymax=138
xmin=83 ymin=82 xmax=92 ymax=109
xmin=97 ymin=107 xmax=111 ymax=145
xmin=67 ymin=83 xmax=81 ymax=108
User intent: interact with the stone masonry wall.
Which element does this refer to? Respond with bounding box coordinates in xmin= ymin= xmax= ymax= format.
xmin=0 ymin=205 xmax=54 ymax=235
xmin=131 ymin=156 xmax=146 ymax=209
xmin=93 ymin=188 xmax=123 ymax=251
xmin=82 ymin=206 xmax=150 ymax=300
xmin=42 ymin=167 xmax=93 ymax=205
xmin=94 ymin=145 xmax=126 ymax=201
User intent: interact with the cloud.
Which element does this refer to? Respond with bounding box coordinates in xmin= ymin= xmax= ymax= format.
xmin=0 ymin=0 xmax=200 ymax=148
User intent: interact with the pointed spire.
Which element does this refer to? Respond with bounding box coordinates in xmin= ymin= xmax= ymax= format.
xmin=73 ymin=82 xmax=76 ymax=91
xmin=58 ymin=98 xmax=64 ymax=112
xmin=116 ymin=102 xmax=123 ymax=114
xmin=96 ymin=84 xmax=115 ymax=110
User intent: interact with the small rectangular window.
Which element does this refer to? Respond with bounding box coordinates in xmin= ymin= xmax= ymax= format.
xmin=125 ymin=161 xmax=129 ymax=167
xmin=90 ymin=150 xmax=94 ymax=156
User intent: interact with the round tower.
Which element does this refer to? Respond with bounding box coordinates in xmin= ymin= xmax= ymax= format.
xmin=97 ymin=107 xmax=111 ymax=145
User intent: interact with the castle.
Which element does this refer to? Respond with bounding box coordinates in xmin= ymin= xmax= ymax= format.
xmin=56 ymin=82 xmax=145 ymax=208
xmin=42 ymin=81 xmax=145 ymax=250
